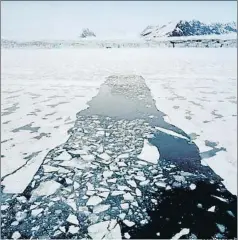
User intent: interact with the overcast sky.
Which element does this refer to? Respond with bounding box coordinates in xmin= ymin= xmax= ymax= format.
xmin=1 ymin=1 xmax=237 ymax=40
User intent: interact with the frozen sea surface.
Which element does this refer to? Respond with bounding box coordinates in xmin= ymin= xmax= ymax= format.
xmin=1 ymin=48 xmax=237 ymax=196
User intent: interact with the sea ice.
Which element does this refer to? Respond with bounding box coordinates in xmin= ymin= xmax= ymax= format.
xmin=54 ymin=151 xmax=72 ymax=161
xmin=137 ymin=139 xmax=160 ymax=164
xmin=66 ymin=214 xmax=79 ymax=225
xmin=31 ymin=180 xmax=61 ymax=198
xmin=87 ymin=196 xmax=103 ymax=206
xmin=171 ymin=228 xmax=190 ymax=239
xmin=88 ymin=220 xmax=121 ymax=240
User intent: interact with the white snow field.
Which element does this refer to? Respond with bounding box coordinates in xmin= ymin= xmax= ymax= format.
xmin=1 ymin=48 xmax=237 ymax=195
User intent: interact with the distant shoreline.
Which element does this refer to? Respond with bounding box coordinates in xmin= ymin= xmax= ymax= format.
xmin=1 ymin=35 xmax=237 ymax=49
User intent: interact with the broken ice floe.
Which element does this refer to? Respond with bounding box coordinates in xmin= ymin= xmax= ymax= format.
xmin=31 ymin=180 xmax=61 ymax=199
xmin=31 ymin=208 xmax=43 ymax=217
xmin=67 ymin=214 xmax=79 ymax=225
xmin=12 ymin=231 xmax=21 ymax=239
xmin=87 ymin=196 xmax=103 ymax=206
xmin=68 ymin=226 xmax=80 ymax=234
xmin=216 ymin=223 xmax=226 ymax=233
xmin=87 ymin=220 xmax=121 ymax=240
xmin=123 ymin=219 xmax=135 ymax=227
xmin=2 ymin=78 xmax=236 ymax=239
xmin=208 ymin=206 xmax=216 ymax=212
xmin=137 ymin=139 xmax=160 ymax=164
xmin=171 ymin=228 xmax=190 ymax=239
xmin=54 ymin=151 xmax=72 ymax=161
xmin=189 ymin=183 xmax=196 ymax=190
xmin=93 ymin=204 xmax=111 ymax=214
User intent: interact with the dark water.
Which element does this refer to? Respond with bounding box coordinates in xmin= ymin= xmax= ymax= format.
xmin=126 ymin=181 xmax=237 ymax=239
xmin=80 ymin=75 xmax=237 ymax=239
xmin=80 ymin=75 xmax=190 ymax=139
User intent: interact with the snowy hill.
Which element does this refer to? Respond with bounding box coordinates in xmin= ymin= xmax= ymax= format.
xmin=80 ymin=28 xmax=96 ymax=38
xmin=141 ymin=20 xmax=237 ymax=39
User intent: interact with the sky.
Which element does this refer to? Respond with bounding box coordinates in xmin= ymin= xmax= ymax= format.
xmin=1 ymin=1 xmax=237 ymax=40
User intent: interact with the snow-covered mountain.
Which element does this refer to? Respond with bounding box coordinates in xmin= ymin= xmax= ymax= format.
xmin=141 ymin=20 xmax=237 ymax=38
xmin=80 ymin=28 xmax=96 ymax=38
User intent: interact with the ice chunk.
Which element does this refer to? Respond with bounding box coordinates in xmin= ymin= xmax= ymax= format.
xmin=68 ymin=225 xmax=79 ymax=234
xmin=96 ymin=130 xmax=105 ymax=136
xmin=87 ymin=196 xmax=103 ymax=206
xmin=155 ymin=126 xmax=189 ymax=140
xmin=111 ymin=191 xmax=125 ymax=196
xmin=54 ymin=151 xmax=72 ymax=161
xmin=12 ymin=231 xmax=21 ymax=239
xmin=118 ymin=153 xmax=129 ymax=159
xmin=59 ymin=226 xmax=66 ymax=233
xmin=171 ymin=228 xmax=190 ymax=239
xmin=173 ymin=182 xmax=181 ymax=188
xmin=87 ymin=182 xmax=94 ymax=190
xmin=78 ymin=206 xmax=89 ymax=212
xmin=93 ymin=204 xmax=111 ymax=213
xmin=107 ymin=178 xmax=117 ymax=183
xmin=137 ymin=139 xmax=160 ymax=164
xmin=173 ymin=175 xmax=186 ymax=183
xmin=124 ymin=232 xmax=131 ymax=239
xmin=1 ymin=205 xmax=9 ymax=210
xmin=98 ymin=153 xmax=111 ymax=161
xmin=81 ymin=154 xmax=95 ymax=161
xmin=66 ymin=214 xmax=79 ymax=225
xmin=155 ymin=181 xmax=166 ymax=188
xmin=98 ymin=146 xmax=104 ymax=153
xmin=15 ymin=212 xmax=27 ymax=222
xmin=201 ymin=159 xmax=208 ymax=166
xmin=208 ymin=206 xmax=216 ymax=212
xmin=31 ymin=180 xmax=61 ymax=198
xmin=103 ymin=171 xmax=113 ymax=178
xmin=136 ymin=188 xmax=142 ymax=196
xmin=121 ymin=203 xmax=129 ymax=210
xmin=197 ymin=203 xmax=203 ymax=208
xmin=166 ymin=185 xmax=172 ymax=190
xmin=119 ymin=213 xmax=126 ymax=220
xmin=74 ymin=182 xmax=80 ymax=189
xmin=211 ymin=195 xmax=229 ymax=203
xmin=88 ymin=220 xmax=121 ymax=240
xmin=67 ymin=199 xmax=77 ymax=211
xmin=123 ymin=193 xmax=134 ymax=201
xmin=86 ymin=190 xmax=96 ymax=196
xmin=31 ymin=208 xmax=43 ymax=217
xmin=137 ymin=161 xmax=148 ymax=166
xmin=140 ymin=180 xmax=150 ymax=186
xmin=227 ymin=210 xmax=235 ymax=217
xmin=132 ymin=202 xmax=139 ymax=207
xmin=43 ymin=165 xmax=58 ymax=173
xmin=98 ymin=192 xmax=109 ymax=199
xmin=127 ymin=180 xmax=137 ymax=188
xmin=11 ymin=221 xmax=19 ymax=226
xmin=189 ymin=184 xmax=196 ymax=190
xmin=118 ymin=186 xmax=131 ymax=191
xmin=123 ymin=220 xmax=135 ymax=227
xmin=16 ymin=196 xmax=27 ymax=203
xmin=134 ymin=176 xmax=146 ymax=181
xmin=118 ymin=162 xmax=127 ymax=167
xmin=68 ymin=149 xmax=87 ymax=155
xmin=31 ymin=226 xmax=40 ymax=231
xmin=97 ymin=187 xmax=110 ymax=192
xmin=216 ymin=223 xmax=226 ymax=233
xmin=140 ymin=219 xmax=148 ymax=225
xmin=66 ymin=178 xmax=73 ymax=184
